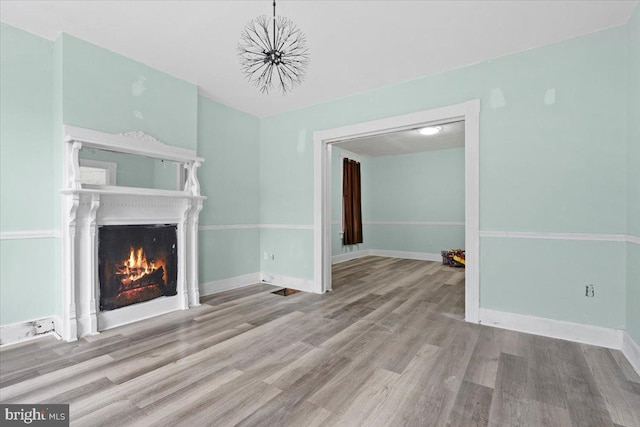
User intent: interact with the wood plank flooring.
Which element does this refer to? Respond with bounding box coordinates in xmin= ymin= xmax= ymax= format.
xmin=1 ymin=256 xmax=639 ymax=426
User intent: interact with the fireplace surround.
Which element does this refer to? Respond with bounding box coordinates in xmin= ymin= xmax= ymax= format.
xmin=60 ymin=126 xmax=205 ymax=341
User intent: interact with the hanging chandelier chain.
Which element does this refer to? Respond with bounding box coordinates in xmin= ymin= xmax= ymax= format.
xmin=273 ymin=1 xmax=277 ymax=49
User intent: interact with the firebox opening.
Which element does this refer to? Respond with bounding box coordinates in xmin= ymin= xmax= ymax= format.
xmin=98 ymin=224 xmax=178 ymax=311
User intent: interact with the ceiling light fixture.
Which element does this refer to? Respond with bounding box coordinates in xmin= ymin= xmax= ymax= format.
xmin=238 ymin=1 xmax=310 ymax=95
xmin=418 ymin=126 xmax=442 ymax=136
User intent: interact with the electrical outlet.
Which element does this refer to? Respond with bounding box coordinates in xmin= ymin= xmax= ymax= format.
xmin=585 ymin=284 xmax=595 ymax=297
xmin=270 ymin=253 xmax=275 ymax=260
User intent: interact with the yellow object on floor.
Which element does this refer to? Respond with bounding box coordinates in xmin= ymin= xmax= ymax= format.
xmin=453 ymin=255 xmax=466 ymax=265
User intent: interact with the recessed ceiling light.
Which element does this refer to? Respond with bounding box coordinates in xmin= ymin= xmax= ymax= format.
xmin=417 ymin=126 xmax=442 ymax=136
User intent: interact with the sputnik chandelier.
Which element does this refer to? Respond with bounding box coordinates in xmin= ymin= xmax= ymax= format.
xmin=238 ymin=1 xmax=310 ymax=95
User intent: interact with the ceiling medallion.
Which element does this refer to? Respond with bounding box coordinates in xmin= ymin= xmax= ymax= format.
xmin=238 ymin=1 xmax=310 ymax=95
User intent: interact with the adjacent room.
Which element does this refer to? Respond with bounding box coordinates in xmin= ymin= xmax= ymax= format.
xmin=330 ymin=122 xmax=466 ymax=307
xmin=1 ymin=1 xmax=639 ymax=426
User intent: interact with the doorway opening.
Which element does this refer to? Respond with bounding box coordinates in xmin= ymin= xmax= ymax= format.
xmin=313 ymin=100 xmax=480 ymax=323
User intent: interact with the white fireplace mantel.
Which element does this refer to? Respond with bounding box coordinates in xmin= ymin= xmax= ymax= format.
xmin=60 ymin=125 xmax=206 ymax=342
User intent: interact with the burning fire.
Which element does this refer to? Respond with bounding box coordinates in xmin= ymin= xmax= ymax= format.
xmin=116 ymin=247 xmax=165 ymax=286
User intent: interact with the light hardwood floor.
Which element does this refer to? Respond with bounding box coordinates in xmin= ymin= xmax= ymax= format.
xmin=1 ymin=256 xmax=639 ymax=426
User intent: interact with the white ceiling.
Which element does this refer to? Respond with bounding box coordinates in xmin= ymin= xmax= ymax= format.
xmin=1 ymin=1 xmax=637 ymax=117
xmin=337 ymin=120 xmax=464 ymax=157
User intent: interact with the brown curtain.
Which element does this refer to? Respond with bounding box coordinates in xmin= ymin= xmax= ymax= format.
xmin=343 ymin=158 xmax=363 ymax=245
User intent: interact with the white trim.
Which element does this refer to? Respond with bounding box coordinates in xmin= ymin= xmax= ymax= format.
xmin=259 ymin=224 xmax=314 ymax=230
xmin=64 ymin=125 xmax=203 ymax=163
xmin=60 ymin=186 xmax=204 ymax=199
xmin=339 ymin=152 xmax=363 ymax=162
xmin=464 ymin=102 xmax=481 ymax=323
xmin=364 ymin=221 xmax=464 ymax=226
xmin=480 ymin=230 xmax=628 ymax=242
xmin=479 ymin=308 xmax=623 ymax=350
xmin=260 ymin=273 xmax=317 ymax=294
xmin=332 ymin=250 xmax=370 ymax=264
xmin=369 ymin=249 xmax=441 ymax=262
xmin=199 ymin=224 xmax=260 ymax=231
xmin=0 ymin=230 xmax=62 ymax=240
xmin=199 ymin=273 xmax=261 ymax=296
xmin=314 ymin=99 xmax=481 ymax=323
xmin=622 ymin=332 xmax=640 ymax=375
xmin=0 ymin=316 xmax=60 ymax=346
xmin=627 ymin=234 xmax=640 ymax=245
xmin=198 ymin=224 xmax=314 ymax=231
xmin=332 ymin=249 xmax=446 ymax=264
xmin=98 ymin=296 xmax=184 ymax=332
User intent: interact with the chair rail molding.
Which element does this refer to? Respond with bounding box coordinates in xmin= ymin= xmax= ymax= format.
xmin=0 ymin=230 xmax=62 ymax=240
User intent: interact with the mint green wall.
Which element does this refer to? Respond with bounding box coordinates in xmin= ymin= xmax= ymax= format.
xmin=259 ymin=121 xmax=315 ymax=278
xmin=197 ymin=96 xmax=260 ymax=284
xmin=260 ymin=25 xmax=628 ymax=327
xmin=1 ymin=24 xmax=55 ymax=232
xmin=367 ymin=225 xmax=466 ymax=256
xmin=53 ymin=36 xmax=63 ymax=232
xmin=0 ymin=240 xmax=61 ymax=324
xmin=626 ymin=7 xmax=640 ymax=342
xmin=368 ymin=148 xmax=464 ymax=223
xmin=60 ymin=34 xmax=197 ymax=150
xmin=481 ymin=238 xmax=625 ymax=328
xmin=330 ymin=147 xmax=465 ymax=257
xmin=368 ymin=148 xmax=464 ymax=254
xmin=0 ymin=24 xmax=61 ymax=324
xmin=261 ymin=228 xmax=314 ymax=279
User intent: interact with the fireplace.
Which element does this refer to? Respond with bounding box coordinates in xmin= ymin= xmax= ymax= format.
xmin=61 ymin=126 xmax=205 ymax=341
xmin=99 ymin=225 xmax=178 ymax=311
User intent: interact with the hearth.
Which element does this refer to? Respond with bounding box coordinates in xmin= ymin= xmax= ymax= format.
xmin=99 ymin=225 xmax=178 ymax=311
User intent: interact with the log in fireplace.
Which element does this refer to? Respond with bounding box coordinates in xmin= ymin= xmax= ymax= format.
xmin=98 ymin=224 xmax=178 ymax=311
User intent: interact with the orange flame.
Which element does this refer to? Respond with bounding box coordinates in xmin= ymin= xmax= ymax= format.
xmin=116 ymin=246 xmax=165 ymax=286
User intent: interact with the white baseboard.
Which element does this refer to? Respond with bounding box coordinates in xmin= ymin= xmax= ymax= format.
xmin=97 ymin=296 xmax=183 ymax=332
xmin=0 ymin=316 xmax=61 ymax=346
xmin=478 ymin=308 xmax=623 ymax=350
xmin=260 ymin=273 xmax=317 ymax=294
xmin=369 ymin=249 xmax=441 ymax=262
xmin=622 ymin=332 xmax=640 ymax=375
xmin=332 ymin=250 xmax=370 ymax=264
xmin=199 ymin=273 xmax=261 ymax=296
xmin=332 ymin=249 xmax=442 ymax=264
